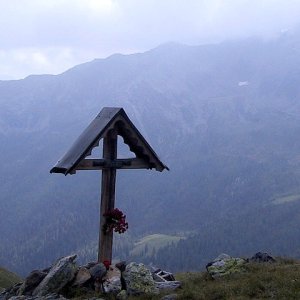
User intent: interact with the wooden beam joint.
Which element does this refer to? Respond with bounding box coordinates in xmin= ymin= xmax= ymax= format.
xmin=93 ymin=159 xmax=131 ymax=168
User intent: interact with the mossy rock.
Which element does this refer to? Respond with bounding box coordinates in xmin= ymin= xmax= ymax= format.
xmin=207 ymin=254 xmax=247 ymax=278
xmin=122 ymin=262 xmax=158 ymax=295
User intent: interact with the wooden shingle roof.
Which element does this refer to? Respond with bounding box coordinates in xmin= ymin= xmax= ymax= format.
xmin=50 ymin=107 xmax=168 ymax=175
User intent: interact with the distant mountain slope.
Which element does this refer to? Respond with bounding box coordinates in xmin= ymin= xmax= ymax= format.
xmin=1 ymin=31 xmax=300 ymax=275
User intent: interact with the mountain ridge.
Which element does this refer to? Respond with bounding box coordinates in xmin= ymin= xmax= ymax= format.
xmin=1 ymin=33 xmax=300 ymax=275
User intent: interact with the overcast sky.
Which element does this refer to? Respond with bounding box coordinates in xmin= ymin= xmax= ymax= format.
xmin=1 ymin=0 xmax=300 ymax=80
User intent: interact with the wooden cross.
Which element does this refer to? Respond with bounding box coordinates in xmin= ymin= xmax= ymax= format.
xmin=50 ymin=107 xmax=168 ymax=262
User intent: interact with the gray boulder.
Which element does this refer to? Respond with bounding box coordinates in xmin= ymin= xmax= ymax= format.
xmin=103 ymin=276 xmax=121 ymax=294
xmin=103 ymin=265 xmax=121 ymax=294
xmin=72 ymin=267 xmax=91 ymax=287
xmin=250 ymin=252 xmax=276 ymax=263
xmin=122 ymin=262 xmax=158 ymax=295
xmin=89 ymin=263 xmax=107 ymax=280
xmin=0 ymin=283 xmax=22 ymax=300
xmin=0 ymin=291 xmax=7 ymax=300
xmin=18 ymin=270 xmax=47 ymax=295
xmin=213 ymin=253 xmax=231 ymax=261
xmin=115 ymin=261 xmax=126 ymax=273
xmin=32 ymin=255 xmax=77 ymax=296
xmin=82 ymin=262 xmax=97 ymax=269
xmin=206 ymin=253 xmax=246 ymax=278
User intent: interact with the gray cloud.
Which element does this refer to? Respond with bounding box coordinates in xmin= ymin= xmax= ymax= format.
xmin=1 ymin=0 xmax=300 ymax=79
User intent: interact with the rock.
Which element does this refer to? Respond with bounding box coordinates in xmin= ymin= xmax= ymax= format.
xmin=115 ymin=261 xmax=126 ymax=272
xmin=89 ymin=263 xmax=107 ymax=280
xmin=32 ymin=255 xmax=77 ymax=296
xmin=103 ymin=276 xmax=122 ymax=294
xmin=18 ymin=270 xmax=48 ymax=295
xmin=42 ymin=293 xmax=67 ymax=300
xmin=103 ymin=265 xmax=121 ymax=294
xmin=213 ymin=253 xmax=231 ymax=261
xmin=155 ymin=281 xmax=181 ymax=291
xmin=116 ymin=290 xmax=127 ymax=300
xmin=250 ymin=252 xmax=276 ymax=263
xmin=41 ymin=267 xmax=51 ymax=275
xmin=82 ymin=262 xmax=98 ymax=269
xmin=122 ymin=262 xmax=158 ymax=295
xmin=104 ymin=265 xmax=121 ymax=280
xmin=94 ymin=279 xmax=102 ymax=293
xmin=0 ymin=292 xmax=7 ymax=300
xmin=115 ymin=262 xmax=127 ymax=290
xmin=206 ymin=253 xmax=246 ymax=278
xmin=0 ymin=283 xmax=22 ymax=300
xmin=161 ymin=294 xmax=178 ymax=300
xmin=72 ymin=267 xmax=91 ymax=286
xmin=6 ymin=293 xmax=67 ymax=300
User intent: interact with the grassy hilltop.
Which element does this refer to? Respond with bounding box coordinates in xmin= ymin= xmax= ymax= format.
xmin=0 ymin=267 xmax=21 ymax=291
xmin=133 ymin=258 xmax=300 ymax=300
xmin=2 ymin=258 xmax=300 ymax=299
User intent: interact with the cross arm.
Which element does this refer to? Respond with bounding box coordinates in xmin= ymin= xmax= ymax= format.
xmin=76 ymin=158 xmax=153 ymax=170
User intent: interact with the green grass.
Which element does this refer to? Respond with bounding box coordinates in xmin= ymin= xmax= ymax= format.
xmin=129 ymin=258 xmax=300 ymax=300
xmin=0 ymin=267 xmax=22 ymax=291
xmin=130 ymin=234 xmax=184 ymax=257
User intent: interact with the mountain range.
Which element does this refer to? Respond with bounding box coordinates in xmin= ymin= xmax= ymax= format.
xmin=1 ymin=30 xmax=300 ymax=275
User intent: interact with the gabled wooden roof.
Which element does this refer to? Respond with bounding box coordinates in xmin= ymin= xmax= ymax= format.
xmin=50 ymin=107 xmax=169 ymax=175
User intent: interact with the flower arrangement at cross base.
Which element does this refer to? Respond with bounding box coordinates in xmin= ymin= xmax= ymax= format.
xmin=103 ymin=208 xmax=128 ymax=234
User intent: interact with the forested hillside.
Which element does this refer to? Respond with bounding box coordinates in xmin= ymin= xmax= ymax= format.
xmin=1 ymin=31 xmax=300 ymax=275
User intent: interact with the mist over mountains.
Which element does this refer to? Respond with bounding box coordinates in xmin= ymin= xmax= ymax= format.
xmin=1 ymin=31 xmax=300 ymax=275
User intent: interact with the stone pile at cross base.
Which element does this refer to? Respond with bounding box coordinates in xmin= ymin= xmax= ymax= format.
xmin=0 ymin=255 xmax=181 ymax=300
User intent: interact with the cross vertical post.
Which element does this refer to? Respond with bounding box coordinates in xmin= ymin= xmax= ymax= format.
xmin=98 ymin=129 xmax=118 ymax=262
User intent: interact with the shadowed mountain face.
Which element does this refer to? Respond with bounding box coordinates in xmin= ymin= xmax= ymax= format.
xmin=1 ymin=32 xmax=300 ymax=275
